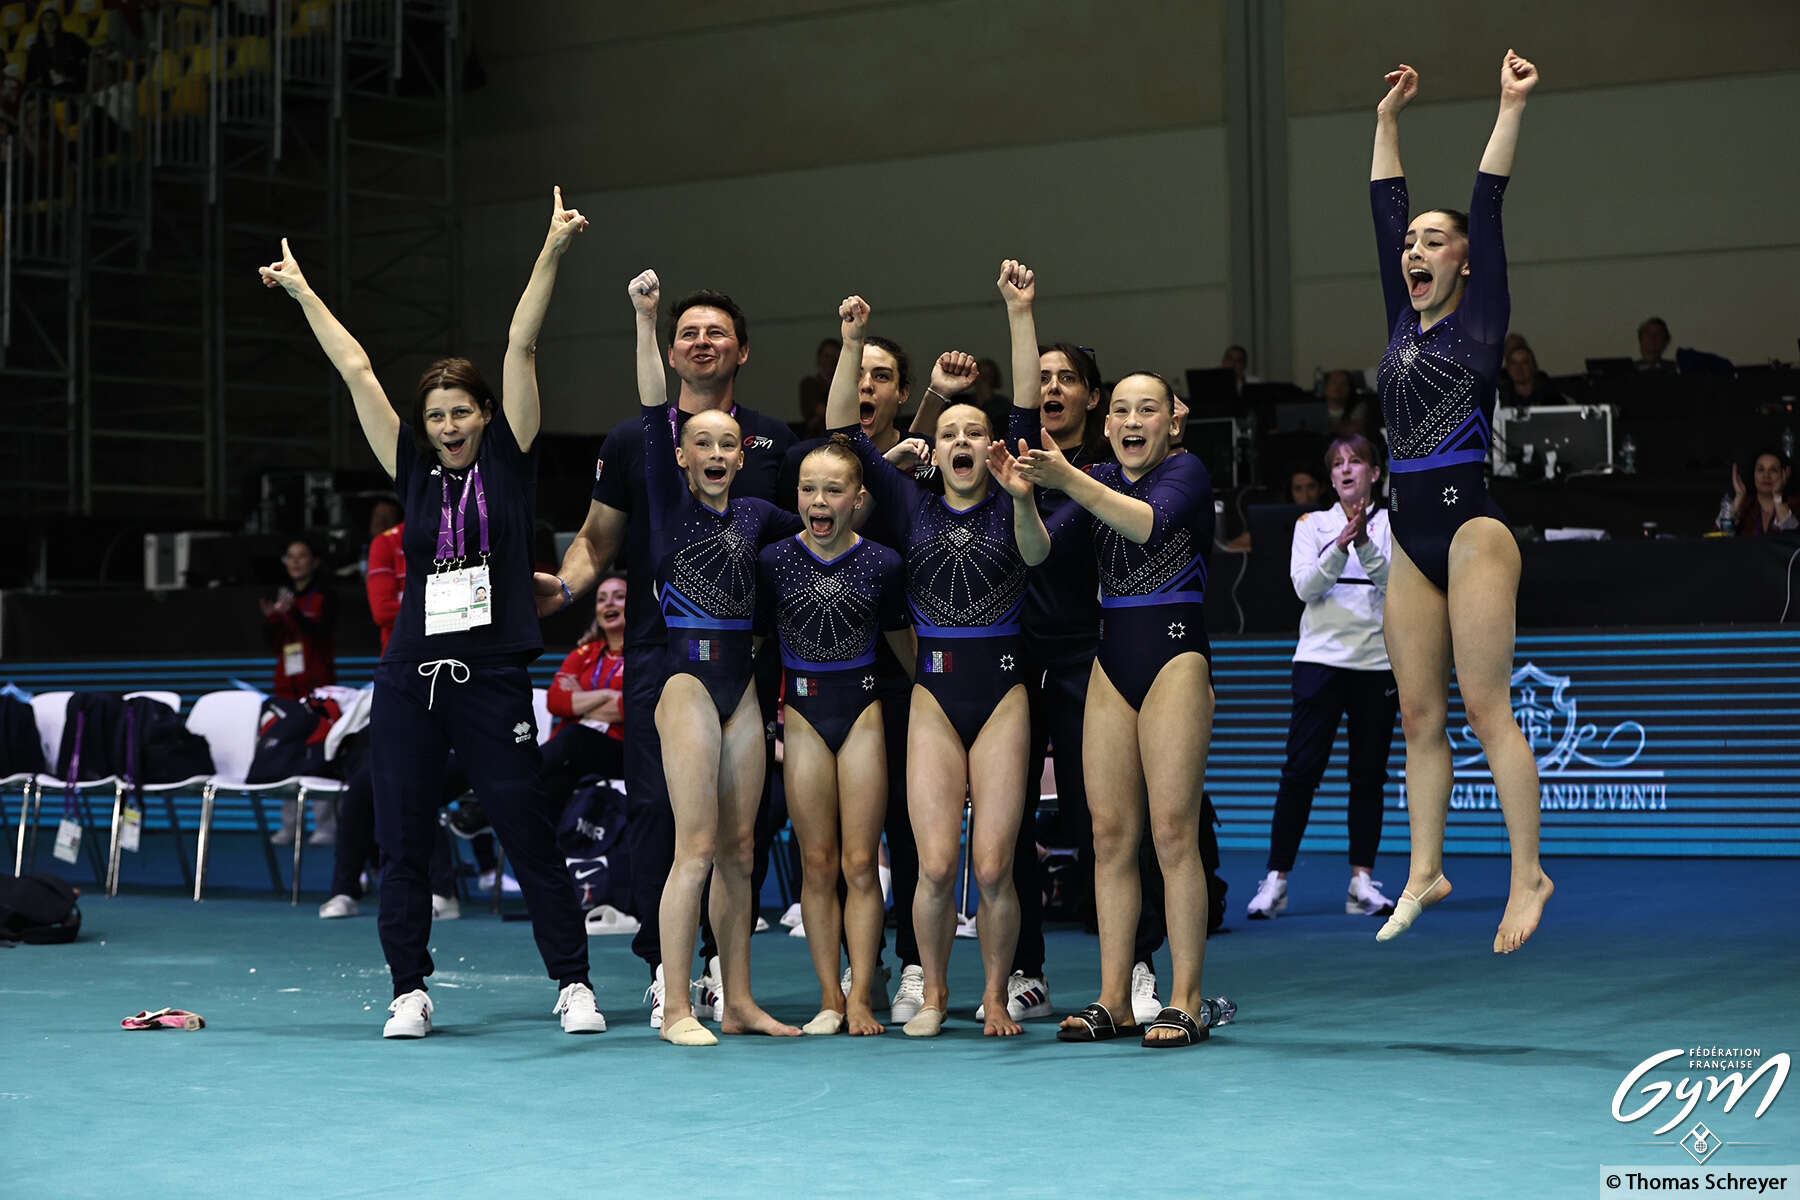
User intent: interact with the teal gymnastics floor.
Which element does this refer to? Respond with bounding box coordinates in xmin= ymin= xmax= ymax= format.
xmin=4 ymin=852 xmax=1796 ymax=1199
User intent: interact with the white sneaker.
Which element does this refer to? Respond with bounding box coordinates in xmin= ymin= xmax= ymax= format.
xmin=554 ymin=982 xmax=608 ymax=1034
xmin=1347 ymin=873 xmax=1396 ymax=916
xmin=477 ymin=870 xmax=522 ymax=895
xmin=788 ymin=918 xmax=807 ymax=938
xmin=318 ymin=893 xmax=359 ymax=919
xmin=977 ymin=971 xmax=1053 ymax=1021
xmin=584 ymin=904 xmax=641 ymax=935
xmin=692 ymin=956 xmax=724 ymax=1022
xmin=889 ymin=964 xmax=926 ymax=1024
xmin=779 ymin=901 xmax=804 ymax=928
xmin=270 ymin=826 xmax=295 ymax=847
xmin=645 ymin=965 xmax=665 ymax=1030
xmin=431 ymin=894 xmax=460 ymax=921
xmin=1247 ymin=871 xmax=1288 ymax=919
xmin=841 ymin=963 xmax=893 ymax=1011
xmin=754 ymin=916 xmax=770 ymax=933
xmin=1130 ymin=961 xmax=1162 ymax=1025
xmin=383 ymin=989 xmax=433 ymax=1038
xmin=306 ymin=828 xmax=335 ymax=846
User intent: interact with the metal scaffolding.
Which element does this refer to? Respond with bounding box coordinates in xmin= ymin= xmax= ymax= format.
xmin=1 ymin=0 xmax=460 ymax=522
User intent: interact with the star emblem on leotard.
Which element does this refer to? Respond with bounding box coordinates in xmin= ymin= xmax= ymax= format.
xmin=999 ymin=654 xmax=1015 ymax=672
xmin=861 ymin=675 xmax=875 ymax=691
xmin=1168 ymin=621 xmax=1186 ymax=639
xmin=1442 ymin=486 xmax=1459 ymax=506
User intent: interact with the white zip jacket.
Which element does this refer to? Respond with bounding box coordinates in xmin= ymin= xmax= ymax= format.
xmin=1289 ymin=503 xmax=1391 ymax=671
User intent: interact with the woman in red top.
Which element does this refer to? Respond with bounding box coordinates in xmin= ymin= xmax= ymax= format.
xmin=543 ymin=573 xmax=628 ymax=787
xmin=365 ymin=521 xmax=407 ymax=653
xmin=262 ymin=536 xmax=338 ymax=698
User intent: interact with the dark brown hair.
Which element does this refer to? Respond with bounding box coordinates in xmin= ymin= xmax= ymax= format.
xmin=1110 ymin=370 xmax=1177 ymax=415
xmin=1325 ymin=433 xmax=1383 ymax=474
xmin=413 ymin=358 xmax=497 ymax=457
xmin=1414 ymin=208 xmax=1469 ymax=236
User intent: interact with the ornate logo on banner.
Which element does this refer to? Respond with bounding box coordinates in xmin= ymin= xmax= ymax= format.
xmin=1410 ymin=662 xmax=1667 ymax=814
xmin=1453 ymin=663 xmax=1648 ymax=773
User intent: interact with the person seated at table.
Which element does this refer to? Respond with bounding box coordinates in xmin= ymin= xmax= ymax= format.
xmin=1499 ymin=335 xmax=1561 ymax=407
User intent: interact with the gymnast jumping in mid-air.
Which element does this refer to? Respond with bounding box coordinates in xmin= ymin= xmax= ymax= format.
xmin=1366 ymin=50 xmax=1553 ymax=952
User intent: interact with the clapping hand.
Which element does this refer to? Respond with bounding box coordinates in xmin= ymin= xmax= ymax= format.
xmin=987 ymin=437 xmax=1034 ymax=501
xmin=1015 ymin=428 xmax=1079 ymax=491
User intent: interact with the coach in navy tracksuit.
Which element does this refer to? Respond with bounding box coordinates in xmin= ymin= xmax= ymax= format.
xmin=545 ymin=287 xmax=793 ymax=1026
xmin=264 ymin=189 xmax=606 ymax=1039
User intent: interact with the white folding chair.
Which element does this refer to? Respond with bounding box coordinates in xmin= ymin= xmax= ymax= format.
xmin=102 ymin=691 xmax=208 ymax=897
xmin=187 ymin=691 xmax=344 ymax=904
xmin=16 ymin=691 xmax=116 ymax=883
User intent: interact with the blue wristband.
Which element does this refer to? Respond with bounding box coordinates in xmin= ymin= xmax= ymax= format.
xmin=559 ymin=578 xmax=574 ymax=611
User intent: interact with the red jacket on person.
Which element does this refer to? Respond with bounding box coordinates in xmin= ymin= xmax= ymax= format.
xmin=365 ymin=523 xmax=406 ymax=653
xmin=265 ymin=581 xmax=338 ymax=699
xmin=546 ymin=641 xmax=625 ymax=742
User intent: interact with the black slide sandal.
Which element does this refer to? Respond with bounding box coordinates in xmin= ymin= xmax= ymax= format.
xmin=1056 ymin=1002 xmax=1134 ymax=1042
xmin=1140 ymin=1006 xmax=1208 ymax=1048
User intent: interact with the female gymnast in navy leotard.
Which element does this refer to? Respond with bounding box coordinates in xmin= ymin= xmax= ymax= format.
xmin=630 ymin=269 xmax=806 ymax=1045
xmin=1003 ymin=265 xmax=1222 ymax=1048
xmin=1367 ymin=52 xmax=1553 ymax=954
xmin=758 ymin=436 xmax=913 ymax=1036
xmin=828 ymin=287 xmax=1050 ymax=1037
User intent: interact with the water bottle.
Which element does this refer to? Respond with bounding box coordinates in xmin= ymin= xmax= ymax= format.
xmin=1543 ymin=448 xmax=1558 ymax=479
xmin=1201 ymin=996 xmax=1237 ymax=1030
xmin=1783 ymin=425 xmax=1795 ymax=461
xmin=1620 ymin=434 xmax=1637 ymax=474
xmin=1718 ymin=495 xmax=1737 ymax=536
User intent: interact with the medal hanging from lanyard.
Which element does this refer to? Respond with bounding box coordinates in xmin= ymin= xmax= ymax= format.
xmin=424 ymin=464 xmax=493 ymax=636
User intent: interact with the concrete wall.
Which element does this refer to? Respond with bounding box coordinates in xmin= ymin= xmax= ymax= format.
xmin=461 ymin=0 xmax=1800 ymax=434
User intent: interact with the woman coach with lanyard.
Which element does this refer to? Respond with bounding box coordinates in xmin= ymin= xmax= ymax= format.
xmin=261 ymin=188 xmax=608 ymax=1038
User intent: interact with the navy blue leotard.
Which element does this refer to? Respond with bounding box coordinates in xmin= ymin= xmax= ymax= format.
xmin=844 ymin=425 xmax=1031 ymax=751
xmin=643 ymin=404 xmax=803 ymax=720
xmin=1371 ymin=171 xmax=1511 ymax=591
xmin=1048 ymin=453 xmax=1215 ymax=711
xmin=757 ymin=535 xmax=909 ymax=755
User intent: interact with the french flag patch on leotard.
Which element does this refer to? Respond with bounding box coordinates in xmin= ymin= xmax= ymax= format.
xmin=793 ymin=677 xmax=817 ymax=697
xmin=924 ymin=651 xmax=954 ymax=674
xmin=689 ymin=640 xmax=715 ymax=662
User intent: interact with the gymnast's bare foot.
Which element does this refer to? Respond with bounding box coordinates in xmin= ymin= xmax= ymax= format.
xmin=1494 ymin=869 xmax=1553 ymax=954
xmin=846 ymin=1000 xmax=885 ymax=1037
xmin=982 ymin=991 xmax=1023 ymax=1037
xmin=721 ymin=1001 xmax=801 ymax=1037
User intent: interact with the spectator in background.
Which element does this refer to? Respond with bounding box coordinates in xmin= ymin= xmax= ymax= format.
xmin=542 ymin=574 xmax=629 ymax=788
xmin=1635 ymin=316 xmax=1674 ymax=372
xmin=796 ymin=337 xmax=839 ymax=439
xmin=365 ymin=513 xmax=405 ymax=654
xmin=1322 ymin=368 xmax=1374 ymax=434
xmin=1222 ymin=343 xmax=1263 ymax=394
xmin=1499 ymin=335 xmax=1561 ymax=407
xmin=24 ymin=4 xmax=89 ymax=94
xmin=1721 ymin=450 xmax=1796 ymax=535
xmin=1289 ymin=464 xmax=1326 ymax=508
xmin=262 ymin=535 xmax=337 ymax=698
